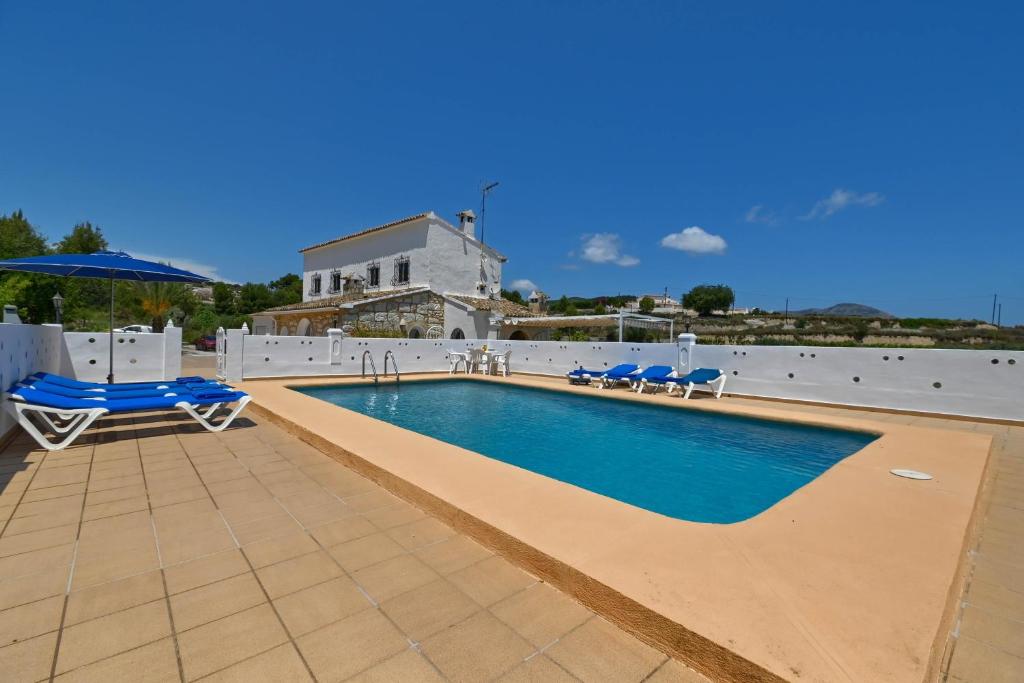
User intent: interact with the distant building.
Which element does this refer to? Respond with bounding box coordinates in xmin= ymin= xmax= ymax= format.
xmin=625 ymin=294 xmax=682 ymax=314
xmin=528 ymin=290 xmax=548 ymax=314
xmin=252 ymin=211 xmax=540 ymax=340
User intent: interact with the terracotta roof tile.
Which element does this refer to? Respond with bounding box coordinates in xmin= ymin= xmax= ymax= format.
xmin=299 ymin=213 xmax=432 ymax=253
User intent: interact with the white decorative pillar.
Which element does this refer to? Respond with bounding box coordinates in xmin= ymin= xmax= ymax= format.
xmin=677 ymin=333 xmax=697 ymax=372
xmin=327 ymin=328 xmax=344 ymax=366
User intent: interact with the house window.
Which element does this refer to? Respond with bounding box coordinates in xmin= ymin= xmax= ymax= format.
xmin=329 ymin=271 xmax=342 ymax=294
xmin=310 ymin=274 xmax=322 ymax=296
xmin=366 ymin=262 xmax=380 ymax=289
xmin=393 ymin=256 xmax=410 ymax=286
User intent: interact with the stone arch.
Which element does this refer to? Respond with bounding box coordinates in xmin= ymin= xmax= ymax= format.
xmin=508 ymin=330 xmax=528 ymax=341
xmin=296 ymin=318 xmax=312 ymax=336
xmin=450 ymin=328 xmax=465 ymax=339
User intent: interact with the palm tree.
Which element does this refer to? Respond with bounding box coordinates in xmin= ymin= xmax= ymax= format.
xmin=137 ymin=281 xmax=181 ymax=332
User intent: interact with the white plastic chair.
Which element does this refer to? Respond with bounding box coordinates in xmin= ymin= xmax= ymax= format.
xmin=448 ymin=351 xmax=469 ymax=374
xmin=488 ymin=350 xmax=512 ymax=376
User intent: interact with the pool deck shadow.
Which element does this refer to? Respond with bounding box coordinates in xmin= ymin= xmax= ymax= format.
xmin=240 ymin=373 xmax=995 ymax=683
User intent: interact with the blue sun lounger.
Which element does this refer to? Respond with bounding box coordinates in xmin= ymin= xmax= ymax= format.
xmin=566 ymin=363 xmax=638 ymax=385
xmin=617 ymin=365 xmax=674 ymax=392
xmin=6 ymin=381 xmax=251 ymax=451
xmin=660 ymin=368 xmax=727 ymax=399
xmin=16 ymin=378 xmax=222 ymax=400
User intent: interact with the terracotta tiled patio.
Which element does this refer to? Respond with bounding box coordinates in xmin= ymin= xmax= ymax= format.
xmin=0 ymin=409 xmax=709 ymax=682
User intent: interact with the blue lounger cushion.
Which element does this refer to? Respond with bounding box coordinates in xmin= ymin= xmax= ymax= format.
xmin=31 ymin=372 xmax=224 ymax=391
xmin=18 ymin=379 xmax=217 ymax=400
xmin=599 ymin=364 xmax=642 ymax=379
xmin=8 ymin=386 xmax=247 ymax=412
xmin=674 ymin=368 xmax=723 ymax=385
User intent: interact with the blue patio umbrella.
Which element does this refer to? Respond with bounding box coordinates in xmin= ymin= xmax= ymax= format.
xmin=0 ymin=251 xmax=211 ymax=383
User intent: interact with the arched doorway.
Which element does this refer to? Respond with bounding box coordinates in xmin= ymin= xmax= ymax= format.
xmin=508 ymin=330 xmax=528 ymax=340
xmin=450 ymin=328 xmax=465 ymax=339
xmin=296 ymin=318 xmax=312 ymax=336
xmin=407 ymin=326 xmax=423 ymax=339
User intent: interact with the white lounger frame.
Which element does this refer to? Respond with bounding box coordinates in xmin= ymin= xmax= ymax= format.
xmin=6 ymin=394 xmax=251 ymax=451
xmin=666 ymin=374 xmax=727 ymax=399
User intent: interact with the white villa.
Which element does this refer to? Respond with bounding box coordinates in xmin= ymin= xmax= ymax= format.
xmin=252 ymin=211 xmax=539 ymax=340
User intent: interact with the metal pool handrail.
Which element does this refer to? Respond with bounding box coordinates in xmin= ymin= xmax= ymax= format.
xmin=361 ymin=350 xmax=379 ymax=384
xmin=383 ymin=350 xmax=400 ymax=383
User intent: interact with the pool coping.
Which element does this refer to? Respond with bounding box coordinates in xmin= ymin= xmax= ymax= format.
xmin=239 ymin=373 xmax=992 ymax=683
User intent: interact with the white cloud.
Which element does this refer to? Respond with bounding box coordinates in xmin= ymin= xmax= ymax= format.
xmin=579 ymin=233 xmax=639 ymax=267
xmin=659 ymin=226 xmax=727 ymax=255
xmin=510 ymin=278 xmax=537 ymax=292
xmin=745 ymin=204 xmax=778 ymax=226
xmin=801 ymin=188 xmax=885 ymax=220
xmin=125 ymin=250 xmax=234 ymax=283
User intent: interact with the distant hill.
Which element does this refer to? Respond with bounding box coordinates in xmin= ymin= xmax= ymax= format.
xmin=792 ymin=303 xmax=894 ymax=318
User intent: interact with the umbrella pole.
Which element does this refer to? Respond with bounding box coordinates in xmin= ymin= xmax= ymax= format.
xmin=108 ymin=275 xmax=115 ymax=384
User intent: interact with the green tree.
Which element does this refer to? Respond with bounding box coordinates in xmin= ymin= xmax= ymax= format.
xmin=0 ymin=210 xmax=48 ymax=259
xmin=639 ymin=296 xmax=655 ymax=314
xmin=56 ymin=222 xmax=107 ymax=254
xmin=682 ymin=284 xmax=735 ymax=316
xmin=212 ymin=282 xmax=236 ymax=315
xmin=237 ymin=283 xmax=274 ymax=314
xmin=500 ymin=289 xmax=525 ymax=305
xmin=594 ymin=303 xmax=607 ymax=315
xmin=136 ymin=281 xmax=188 ymax=332
xmin=269 ymin=273 xmax=302 ymax=307
xmin=564 ymin=303 xmax=579 ymax=316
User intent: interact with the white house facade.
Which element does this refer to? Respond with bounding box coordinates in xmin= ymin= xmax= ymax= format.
xmin=253 ymin=211 xmax=541 ymax=340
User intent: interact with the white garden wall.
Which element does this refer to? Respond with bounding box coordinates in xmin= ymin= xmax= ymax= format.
xmin=1 ymin=323 xmax=184 ymax=441
xmin=225 ymin=329 xmax=1024 ymax=422
xmin=0 ymin=323 xmax=63 ymax=440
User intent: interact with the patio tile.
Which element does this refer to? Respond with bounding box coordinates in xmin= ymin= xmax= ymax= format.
xmin=352 ymin=554 xmax=440 ymax=603
xmin=385 ymin=516 xmax=456 ymax=551
xmin=964 ymin=578 xmax=1024 ymax=622
xmin=348 ymin=649 xmax=443 ymax=682
xmin=55 ymin=599 xmax=172 ymax=674
xmin=199 ymin=643 xmax=312 ymax=683
xmin=242 ymin=531 xmax=320 ymax=569
xmin=946 ymin=635 xmax=1024 ymax=683
xmin=149 ymin=484 xmax=209 ymax=509
xmin=272 ymin=575 xmax=370 ymax=637
xmin=646 ymin=658 xmax=713 ymax=682
xmin=0 ymin=565 xmax=69 ymax=610
xmin=308 ymin=515 xmax=377 ymax=547
xmin=0 ymin=594 xmax=64 ymax=647
xmin=327 ymin=531 xmax=406 ymax=572
xmin=177 ymin=603 xmax=288 ymax=681
xmin=420 ymin=610 xmax=534 ymax=681
xmin=491 ymin=582 xmax=592 ymax=648
xmin=0 ymin=541 xmax=75 ymax=582
xmin=380 ymin=578 xmax=479 ymax=641
xmin=170 ymin=572 xmax=267 ymax=632
xmin=0 ymin=522 xmax=78 ymax=558
xmin=414 ymin=535 xmax=493 ymax=575
xmin=157 ymin=525 xmax=236 ymax=565
xmin=65 ymin=570 xmax=165 ymax=626
xmin=296 ymin=607 xmax=408 ymax=682
xmin=288 ymin=501 xmax=352 ymax=528
xmin=255 ymin=550 xmax=343 ymax=599
xmin=546 ymin=617 xmax=667 ymax=682
xmin=497 ymin=655 xmax=579 ymax=682
xmin=447 ymin=555 xmax=536 ymax=607
xmin=343 ymin=489 xmax=401 ymax=514
xmin=959 ymin=605 xmax=1024 ymax=658
xmin=230 ymin=513 xmax=302 ymax=546
xmin=164 ymin=549 xmax=249 ymax=595
xmin=53 ymin=637 xmax=180 ymax=683
xmin=19 ymin=482 xmax=87 ymax=503
xmin=80 ymin=495 xmax=149 ymax=522
xmin=71 ymin=543 xmax=161 ymax=589
xmin=0 ymin=631 xmax=59 ymax=682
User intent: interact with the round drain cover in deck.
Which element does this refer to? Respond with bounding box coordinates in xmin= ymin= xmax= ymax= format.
xmin=890 ymin=469 xmax=933 ymax=480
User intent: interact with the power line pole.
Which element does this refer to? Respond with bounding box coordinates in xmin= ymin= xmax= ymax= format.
xmin=992 ymin=294 xmax=998 ymax=324
xmin=784 ymin=297 xmax=789 ymax=326
xmin=997 ymin=303 xmax=1002 ymax=328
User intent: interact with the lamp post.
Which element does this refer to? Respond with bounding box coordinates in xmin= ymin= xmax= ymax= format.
xmin=52 ymin=292 xmax=64 ymax=325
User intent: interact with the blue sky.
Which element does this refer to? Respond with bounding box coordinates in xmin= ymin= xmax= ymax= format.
xmin=1 ymin=2 xmax=1021 ymax=321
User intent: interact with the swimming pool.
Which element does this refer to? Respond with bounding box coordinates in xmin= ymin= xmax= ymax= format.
xmin=296 ymin=380 xmax=877 ymax=523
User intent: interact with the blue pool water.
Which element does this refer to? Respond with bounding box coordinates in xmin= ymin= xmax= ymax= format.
xmin=296 ymin=380 xmax=876 ymax=524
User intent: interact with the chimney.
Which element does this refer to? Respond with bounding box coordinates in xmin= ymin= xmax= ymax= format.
xmin=456 ymin=209 xmax=476 ymax=239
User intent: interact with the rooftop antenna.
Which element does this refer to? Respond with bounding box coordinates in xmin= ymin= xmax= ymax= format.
xmin=480 ymin=181 xmax=499 ymax=244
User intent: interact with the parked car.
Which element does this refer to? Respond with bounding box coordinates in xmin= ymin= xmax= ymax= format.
xmin=194 ymin=335 xmax=217 ymax=351
xmin=113 ymin=324 xmax=153 ymax=333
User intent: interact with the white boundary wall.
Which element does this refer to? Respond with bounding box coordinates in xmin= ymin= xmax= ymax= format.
xmin=226 ymin=329 xmax=1024 ymax=422
xmin=0 ymin=324 xmax=64 ymax=439
xmin=60 ymin=328 xmax=182 ymax=383
xmin=1 ymin=323 xmax=184 ymax=440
